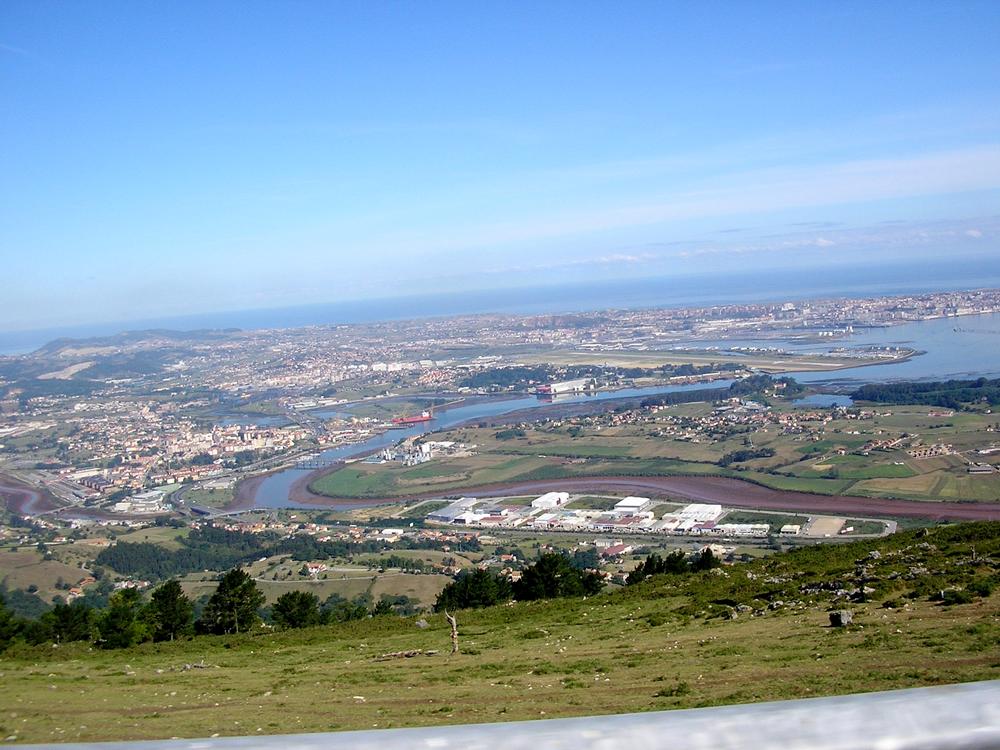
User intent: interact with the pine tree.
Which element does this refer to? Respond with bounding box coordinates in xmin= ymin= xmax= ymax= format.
xmin=147 ymin=579 xmax=194 ymax=641
xmin=97 ymin=588 xmax=149 ymax=648
xmin=513 ymin=553 xmax=603 ymax=601
xmin=197 ymin=568 xmax=264 ymax=635
xmin=434 ymin=568 xmax=512 ymax=611
xmin=0 ymin=596 xmax=20 ymax=651
xmin=272 ymin=590 xmax=320 ymax=629
xmin=41 ymin=601 xmax=94 ymax=643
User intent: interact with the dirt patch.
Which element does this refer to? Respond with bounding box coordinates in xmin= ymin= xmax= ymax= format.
xmin=806 ymin=516 xmax=845 ymax=537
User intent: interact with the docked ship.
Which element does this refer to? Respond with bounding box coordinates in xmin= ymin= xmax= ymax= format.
xmin=390 ymin=410 xmax=434 ymax=426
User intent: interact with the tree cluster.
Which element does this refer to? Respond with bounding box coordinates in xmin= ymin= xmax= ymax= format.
xmin=625 ymin=549 xmax=721 ymax=585
xmin=852 ymin=377 xmax=1000 ymax=409
xmin=719 ymin=447 xmax=776 ymax=466
xmin=95 ymin=524 xmax=479 ymax=583
xmin=0 ymin=577 xmax=196 ymax=651
xmin=434 ymin=553 xmax=604 ymax=612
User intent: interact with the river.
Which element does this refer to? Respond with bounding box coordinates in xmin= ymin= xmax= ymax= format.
xmin=249 ymin=380 xmax=735 ymax=509
xmin=245 ymin=311 xmax=1000 ymax=509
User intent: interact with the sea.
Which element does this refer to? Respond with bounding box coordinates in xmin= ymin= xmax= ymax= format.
xmin=3 ymin=258 xmax=1000 ymax=356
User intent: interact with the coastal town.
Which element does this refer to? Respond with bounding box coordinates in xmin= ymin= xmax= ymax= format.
xmin=0 ymin=287 xmax=998 ymax=617
xmin=1 ymin=286 xmax=999 ymax=521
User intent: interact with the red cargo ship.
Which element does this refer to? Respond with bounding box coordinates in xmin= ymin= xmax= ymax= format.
xmin=391 ymin=410 xmax=433 ymax=425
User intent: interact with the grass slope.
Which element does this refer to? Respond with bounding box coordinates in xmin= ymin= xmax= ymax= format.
xmin=2 ymin=523 xmax=999 ymax=744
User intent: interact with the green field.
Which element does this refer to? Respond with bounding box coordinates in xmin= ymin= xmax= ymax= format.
xmin=565 ymin=496 xmax=619 ymax=510
xmin=311 ymin=455 xmax=553 ymax=498
xmin=180 ymin=484 xmax=236 ymax=509
xmin=841 ymin=519 xmax=887 ymax=535
xmin=305 ymin=402 xmax=1000 ymax=503
xmin=1 ymin=523 xmax=998 ymax=744
xmin=113 ymin=526 xmax=189 ymax=550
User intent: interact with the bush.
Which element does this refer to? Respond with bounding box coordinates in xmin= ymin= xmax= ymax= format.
xmin=938 ymin=588 xmax=974 ymax=606
xmin=968 ymin=578 xmax=996 ymax=598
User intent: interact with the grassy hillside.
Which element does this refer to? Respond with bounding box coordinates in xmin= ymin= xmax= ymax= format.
xmin=1 ymin=523 xmax=998 ymax=744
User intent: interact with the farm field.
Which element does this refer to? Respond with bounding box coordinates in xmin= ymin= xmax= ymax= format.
xmin=0 ymin=548 xmax=87 ymax=603
xmin=309 ymin=403 xmax=1000 ymax=504
xmin=310 ymin=455 xmax=554 ymax=498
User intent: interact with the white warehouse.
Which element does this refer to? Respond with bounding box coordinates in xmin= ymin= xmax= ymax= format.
xmin=671 ymin=503 xmax=724 ymax=523
xmin=536 ymin=378 xmax=596 ymax=395
xmin=532 ymin=491 xmax=571 ymax=509
xmin=614 ymin=496 xmax=652 ymax=514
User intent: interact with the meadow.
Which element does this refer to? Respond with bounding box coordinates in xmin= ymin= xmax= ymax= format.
xmin=309 ymin=403 xmax=1000 ymax=503
xmin=2 ymin=522 xmax=997 ymax=744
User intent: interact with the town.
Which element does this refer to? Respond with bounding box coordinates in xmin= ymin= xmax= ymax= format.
xmin=1 ymin=287 xmax=999 ymax=519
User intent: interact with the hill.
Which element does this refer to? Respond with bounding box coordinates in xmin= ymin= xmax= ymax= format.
xmin=1 ymin=522 xmax=998 ymax=743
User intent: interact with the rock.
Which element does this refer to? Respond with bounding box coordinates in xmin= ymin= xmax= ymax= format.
xmin=829 ymin=610 xmax=854 ymax=627
xmin=868 ymin=550 xmax=882 ymax=560
xmin=415 ymin=619 xmax=429 ymax=629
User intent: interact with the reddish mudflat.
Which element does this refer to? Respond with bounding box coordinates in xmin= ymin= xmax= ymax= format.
xmin=261 ymin=471 xmax=1000 ymax=521
xmin=0 ymin=474 xmax=61 ymax=515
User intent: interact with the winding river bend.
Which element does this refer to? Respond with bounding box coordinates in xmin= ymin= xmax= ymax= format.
xmin=244 ymin=380 xmax=735 ymax=510
xmin=235 ymin=312 xmax=1000 ymax=514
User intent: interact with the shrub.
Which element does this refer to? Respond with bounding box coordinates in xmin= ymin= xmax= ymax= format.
xmin=939 ymin=589 xmax=974 ymax=606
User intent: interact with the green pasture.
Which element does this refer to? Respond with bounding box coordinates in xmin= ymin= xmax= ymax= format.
xmin=2 ymin=524 xmax=998 ymax=744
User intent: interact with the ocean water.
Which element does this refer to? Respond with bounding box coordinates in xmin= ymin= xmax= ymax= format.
xmin=3 ymin=258 xmax=1000 ymax=355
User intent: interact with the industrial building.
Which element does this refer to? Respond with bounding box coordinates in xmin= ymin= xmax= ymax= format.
xmin=532 ymin=491 xmax=571 ymax=509
xmin=613 ymin=496 xmax=652 ymax=514
xmin=535 ymin=378 xmax=596 ymax=395
xmin=112 ymin=489 xmax=166 ymax=514
xmin=672 ymin=504 xmax=724 ymax=522
xmin=427 ymin=497 xmax=480 ymax=524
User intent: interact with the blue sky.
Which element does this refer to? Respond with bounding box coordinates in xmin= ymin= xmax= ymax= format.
xmin=2 ymin=1 xmax=999 ymax=331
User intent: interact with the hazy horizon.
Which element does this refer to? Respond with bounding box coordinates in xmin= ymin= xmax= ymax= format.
xmin=4 ymin=257 xmax=1000 ymax=356
xmin=3 ymin=2 xmax=999 ymax=331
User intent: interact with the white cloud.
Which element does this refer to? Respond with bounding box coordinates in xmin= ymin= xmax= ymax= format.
xmin=378 ymin=145 xmax=1000 ymax=255
xmin=422 ymin=215 xmax=1000 ymax=285
xmin=966 ymin=229 xmax=984 ymax=238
